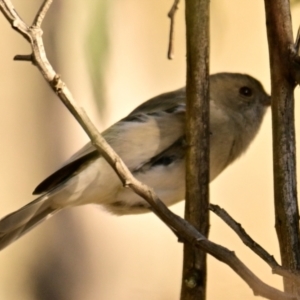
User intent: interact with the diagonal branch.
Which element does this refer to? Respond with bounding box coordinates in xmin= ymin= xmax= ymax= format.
xmin=210 ymin=204 xmax=300 ymax=285
xmin=0 ymin=1 xmax=298 ymax=299
xmin=0 ymin=0 xmax=30 ymax=42
xmin=32 ymin=0 xmax=53 ymax=27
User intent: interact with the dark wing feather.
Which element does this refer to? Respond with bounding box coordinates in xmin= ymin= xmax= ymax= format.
xmin=33 ymin=87 xmax=186 ymax=196
xmin=33 ymin=151 xmax=99 ymax=195
xmin=134 ymin=137 xmax=185 ymax=173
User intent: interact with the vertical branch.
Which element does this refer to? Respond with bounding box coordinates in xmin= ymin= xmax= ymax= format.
xmin=264 ymin=0 xmax=300 ymax=295
xmin=181 ymin=1 xmax=210 ymax=299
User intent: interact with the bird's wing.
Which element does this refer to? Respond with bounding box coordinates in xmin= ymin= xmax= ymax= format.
xmin=32 ymin=151 xmax=99 ymax=195
xmin=33 ymin=88 xmax=186 ymax=195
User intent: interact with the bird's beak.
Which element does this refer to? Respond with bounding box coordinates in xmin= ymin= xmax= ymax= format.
xmin=262 ymin=95 xmax=271 ymax=106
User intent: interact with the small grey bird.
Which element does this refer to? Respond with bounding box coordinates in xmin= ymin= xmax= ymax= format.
xmin=0 ymin=73 xmax=270 ymax=250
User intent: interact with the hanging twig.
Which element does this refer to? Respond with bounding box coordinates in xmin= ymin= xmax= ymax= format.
xmin=167 ymin=0 xmax=180 ymax=59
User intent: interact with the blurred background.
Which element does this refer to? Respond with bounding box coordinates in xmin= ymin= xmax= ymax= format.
xmin=1 ymin=0 xmax=300 ymax=299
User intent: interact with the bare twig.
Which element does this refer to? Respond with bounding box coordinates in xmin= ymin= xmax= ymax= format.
xmin=0 ymin=1 xmax=299 ymax=299
xmin=264 ymin=1 xmax=300 ymax=295
xmin=32 ymin=0 xmax=52 ymax=27
xmin=167 ymin=0 xmax=180 ymax=59
xmin=14 ymin=54 xmax=33 ymax=61
xmin=210 ymin=204 xmax=300 ymax=285
xmin=0 ymin=1 xmax=30 ymax=42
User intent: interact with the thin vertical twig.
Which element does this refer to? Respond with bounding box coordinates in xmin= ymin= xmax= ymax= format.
xmin=181 ymin=0 xmax=210 ymax=299
xmin=167 ymin=0 xmax=180 ymax=59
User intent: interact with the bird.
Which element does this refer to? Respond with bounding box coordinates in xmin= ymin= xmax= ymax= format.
xmin=0 ymin=73 xmax=270 ymax=250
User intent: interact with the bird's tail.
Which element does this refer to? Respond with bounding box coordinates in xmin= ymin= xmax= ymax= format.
xmin=0 ymin=196 xmax=57 ymax=250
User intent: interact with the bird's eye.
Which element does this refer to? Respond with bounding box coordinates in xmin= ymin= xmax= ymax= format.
xmin=239 ymin=86 xmax=253 ymax=97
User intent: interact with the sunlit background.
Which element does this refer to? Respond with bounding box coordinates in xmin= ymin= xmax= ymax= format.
xmin=1 ymin=1 xmax=300 ymax=299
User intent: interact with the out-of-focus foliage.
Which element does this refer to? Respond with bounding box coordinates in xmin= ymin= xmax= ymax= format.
xmin=86 ymin=0 xmax=110 ymax=114
xmin=292 ymin=0 xmax=300 ymax=5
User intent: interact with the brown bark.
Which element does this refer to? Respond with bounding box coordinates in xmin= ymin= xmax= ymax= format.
xmin=264 ymin=0 xmax=300 ymax=295
xmin=181 ymin=0 xmax=210 ymax=299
